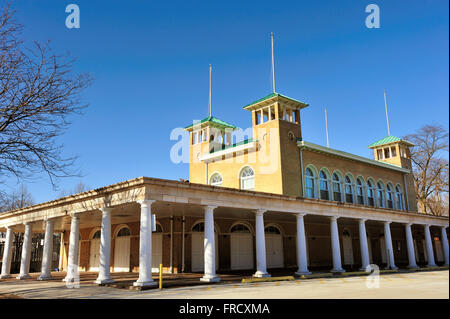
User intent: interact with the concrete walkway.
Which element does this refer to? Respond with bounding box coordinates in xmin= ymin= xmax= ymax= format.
xmin=0 ymin=270 xmax=448 ymax=299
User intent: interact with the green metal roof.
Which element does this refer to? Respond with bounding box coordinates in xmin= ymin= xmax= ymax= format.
xmin=243 ymin=92 xmax=309 ymax=109
xmin=209 ymin=138 xmax=256 ymax=154
xmin=368 ymin=136 xmax=414 ymax=148
xmin=184 ymin=116 xmax=236 ymax=130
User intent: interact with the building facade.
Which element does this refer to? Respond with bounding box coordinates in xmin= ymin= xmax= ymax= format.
xmin=0 ymin=92 xmax=448 ymax=287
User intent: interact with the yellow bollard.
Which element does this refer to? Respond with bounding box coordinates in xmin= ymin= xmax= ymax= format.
xmin=159 ymin=264 xmax=163 ymax=290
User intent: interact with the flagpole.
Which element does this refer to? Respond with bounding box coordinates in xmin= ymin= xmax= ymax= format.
xmin=325 ymin=108 xmax=330 ymax=148
xmin=209 ymin=64 xmax=212 ymax=117
xmin=384 ymin=90 xmax=391 ymax=136
xmin=271 ymin=32 xmax=276 ymax=93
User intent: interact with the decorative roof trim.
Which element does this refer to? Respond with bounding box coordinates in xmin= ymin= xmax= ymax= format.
xmin=298 ymin=140 xmax=410 ymax=173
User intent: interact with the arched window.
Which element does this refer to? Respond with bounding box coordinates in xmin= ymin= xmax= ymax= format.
xmin=305 ymin=167 xmax=316 ymax=198
xmin=377 ymin=182 xmax=385 ymax=208
xmin=344 ymin=175 xmax=354 ymax=203
xmin=332 ymin=173 xmax=342 ymax=202
xmin=240 ymin=166 xmax=255 ymax=190
xmin=264 ymin=225 xmax=281 ymax=234
xmin=210 ymin=173 xmax=223 ymax=187
xmin=386 ymin=184 xmax=394 ymax=209
xmin=356 ymin=177 xmax=365 ymax=205
xmin=153 ymin=223 xmax=163 ymax=233
xmin=192 ymin=222 xmax=205 ymax=232
xmin=367 ymin=180 xmax=375 ymax=207
xmin=117 ymin=227 xmax=131 ymax=237
xmin=395 ymin=185 xmax=403 ymax=210
xmin=92 ymin=230 xmax=101 ymax=239
xmin=319 ymin=170 xmax=330 ymax=200
xmin=230 ymin=224 xmax=251 ymax=233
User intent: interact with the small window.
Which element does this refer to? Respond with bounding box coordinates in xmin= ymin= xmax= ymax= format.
xmin=356 ymin=178 xmax=365 ymax=205
xmin=386 ymin=184 xmax=394 ymax=209
xmin=391 ymin=146 xmax=397 ymax=157
xmin=240 ymin=166 xmax=255 ymax=190
xmin=395 ymin=185 xmax=403 ymax=210
xmin=367 ymin=180 xmax=375 ymax=207
xmin=377 ymin=149 xmax=383 ymax=160
xmin=92 ymin=230 xmax=101 ymax=239
xmin=192 ymin=222 xmax=205 ymax=232
xmin=210 ymin=173 xmax=223 ymax=187
xmin=117 ymin=227 xmax=131 ymax=237
xmin=332 ymin=173 xmax=342 ymax=202
xmin=384 ymin=148 xmax=390 ymax=159
xmin=153 ymin=223 xmax=163 ymax=233
xmin=265 ymin=226 xmax=281 ymax=234
xmin=319 ymin=170 xmax=330 ymax=200
xmin=192 ymin=132 xmax=197 ymax=145
xmin=377 ymin=182 xmax=385 ymax=208
xmin=305 ymin=167 xmax=316 ymax=198
xmin=231 ymin=224 xmax=251 ymax=233
xmin=344 ymin=175 xmax=353 ymax=203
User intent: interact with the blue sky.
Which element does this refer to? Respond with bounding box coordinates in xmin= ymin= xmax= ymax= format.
xmin=4 ymin=0 xmax=449 ymax=203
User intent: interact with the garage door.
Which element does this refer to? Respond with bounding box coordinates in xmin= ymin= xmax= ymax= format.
xmin=230 ymin=224 xmax=253 ymax=270
xmin=113 ymin=227 xmax=131 ymax=272
xmin=89 ymin=231 xmax=101 ymax=272
xmin=265 ymin=226 xmax=283 ymax=269
xmin=191 ymin=222 xmax=218 ymax=272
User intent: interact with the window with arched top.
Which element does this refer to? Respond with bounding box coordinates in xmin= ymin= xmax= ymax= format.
xmin=117 ymin=227 xmax=131 ymax=237
xmin=305 ymin=167 xmax=316 ymax=198
xmin=240 ymin=166 xmax=255 ymax=190
xmin=356 ymin=178 xmax=365 ymax=205
xmin=386 ymin=184 xmax=394 ymax=209
xmin=92 ymin=230 xmax=101 ymax=239
xmin=395 ymin=185 xmax=403 ymax=210
xmin=209 ymin=172 xmax=223 ymax=187
xmin=367 ymin=180 xmax=375 ymax=207
xmin=332 ymin=173 xmax=342 ymax=202
xmin=265 ymin=226 xmax=281 ymax=234
xmin=377 ymin=182 xmax=385 ymax=208
xmin=153 ymin=223 xmax=163 ymax=233
xmin=230 ymin=224 xmax=251 ymax=233
xmin=319 ymin=170 xmax=330 ymax=200
xmin=344 ymin=175 xmax=354 ymax=203
xmin=192 ymin=222 xmax=205 ymax=232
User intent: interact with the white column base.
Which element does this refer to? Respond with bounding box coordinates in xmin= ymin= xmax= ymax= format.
xmin=200 ymin=275 xmax=221 ymax=283
xmin=16 ymin=274 xmax=32 ymax=280
xmin=295 ymin=271 xmax=311 ymax=276
xmin=133 ymin=280 xmax=157 ymax=287
xmin=95 ymin=278 xmax=114 ymax=285
xmin=330 ymin=268 xmax=345 ymax=273
xmin=0 ymin=275 xmax=12 ymax=279
xmin=426 ymin=263 xmax=437 ymax=268
xmin=253 ymin=271 xmax=271 ymax=278
xmin=37 ymin=274 xmax=53 ymax=281
xmin=407 ymin=265 xmax=419 ymax=269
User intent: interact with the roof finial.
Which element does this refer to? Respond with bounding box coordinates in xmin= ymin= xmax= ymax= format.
xmin=271 ymin=32 xmax=276 ymax=93
xmin=384 ymin=90 xmax=391 ymax=136
xmin=209 ymin=64 xmax=212 ymax=117
xmin=325 ymin=107 xmax=330 ymax=148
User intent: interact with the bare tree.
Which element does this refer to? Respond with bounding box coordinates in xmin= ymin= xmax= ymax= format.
xmin=0 ymin=183 xmax=34 ymax=211
xmin=0 ymin=4 xmax=92 ymax=188
xmin=404 ymin=124 xmax=449 ymax=215
xmin=57 ymin=181 xmax=91 ymax=198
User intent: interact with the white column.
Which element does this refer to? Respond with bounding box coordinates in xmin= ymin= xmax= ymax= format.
xmin=253 ymin=209 xmax=270 ymax=278
xmin=63 ymin=213 xmax=80 ymax=282
xmin=424 ymin=224 xmax=437 ymax=267
xmin=330 ymin=216 xmax=345 ymax=273
xmin=200 ymin=205 xmax=220 ymax=282
xmin=405 ymin=223 xmax=418 ymax=269
xmin=17 ymin=222 xmax=33 ymax=279
xmin=38 ymin=218 xmax=55 ymax=280
xmin=0 ymin=226 xmax=14 ymax=279
xmin=358 ymin=219 xmax=370 ymax=271
xmin=133 ymin=200 xmax=157 ymax=287
xmin=295 ymin=213 xmax=311 ymax=275
xmin=383 ymin=221 xmax=398 ymax=270
xmin=95 ymin=207 xmax=114 ymax=284
xmin=440 ymin=227 xmax=449 ymax=267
